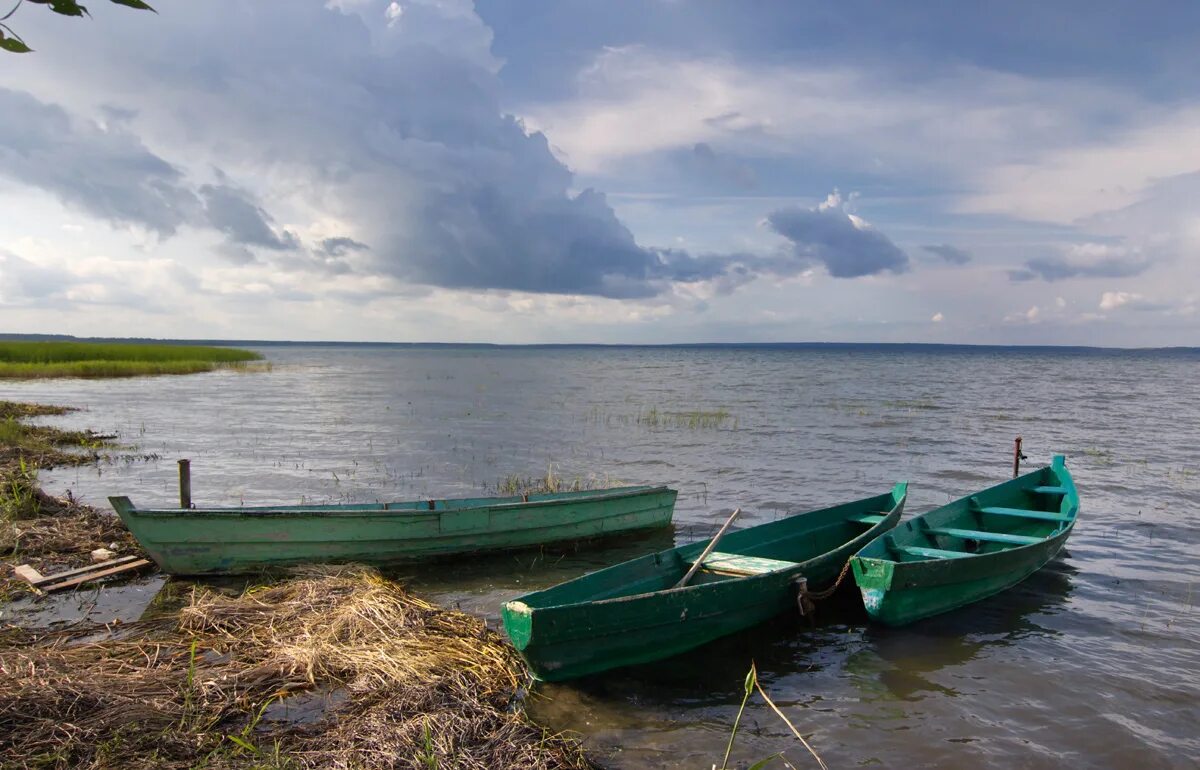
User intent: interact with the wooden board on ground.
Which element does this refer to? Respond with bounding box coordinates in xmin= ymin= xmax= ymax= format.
xmin=11 ymin=555 xmax=154 ymax=593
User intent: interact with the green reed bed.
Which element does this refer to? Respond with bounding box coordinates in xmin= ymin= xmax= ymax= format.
xmin=0 ymin=341 xmax=262 ymax=379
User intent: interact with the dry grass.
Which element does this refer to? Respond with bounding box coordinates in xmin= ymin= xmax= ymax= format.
xmin=0 ymin=568 xmax=591 ymax=770
xmin=0 ymin=402 xmax=142 ymax=598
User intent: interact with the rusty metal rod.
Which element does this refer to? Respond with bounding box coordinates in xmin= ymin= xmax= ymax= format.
xmin=178 ymin=459 xmax=192 ymax=509
xmin=1013 ymin=437 xmax=1023 ymax=479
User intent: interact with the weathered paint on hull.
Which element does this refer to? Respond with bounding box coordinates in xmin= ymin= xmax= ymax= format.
xmin=852 ymin=456 xmax=1077 ymax=627
xmin=510 ymin=560 xmax=839 ymax=681
xmin=504 ymin=484 xmax=907 ymax=681
xmin=857 ymin=532 xmax=1070 ymax=626
xmin=110 ymin=486 xmax=677 ymax=575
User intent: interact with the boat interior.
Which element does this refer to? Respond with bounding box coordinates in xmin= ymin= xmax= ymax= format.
xmin=522 ymin=486 xmax=905 ymax=607
xmin=867 ymin=464 xmax=1076 ymax=563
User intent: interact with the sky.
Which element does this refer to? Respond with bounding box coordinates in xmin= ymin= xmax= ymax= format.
xmin=1 ymin=0 xmax=1197 ymax=346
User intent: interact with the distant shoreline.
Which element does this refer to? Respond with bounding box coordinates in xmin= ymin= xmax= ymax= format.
xmin=1 ymin=334 xmax=1197 ymax=355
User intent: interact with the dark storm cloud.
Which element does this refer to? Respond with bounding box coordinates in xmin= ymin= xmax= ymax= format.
xmin=1 ymin=2 xmax=821 ymax=297
xmin=687 ymin=142 xmax=757 ymax=189
xmin=319 ymin=237 xmax=369 ymax=257
xmin=1008 ymin=252 xmax=1150 ymax=281
xmin=200 ymin=184 xmax=299 ymax=251
xmin=922 ymin=243 xmax=972 ymax=264
xmin=766 ymin=203 xmax=909 ymax=278
xmin=0 ymin=88 xmax=199 ymax=236
xmin=0 ymin=89 xmax=305 ymax=263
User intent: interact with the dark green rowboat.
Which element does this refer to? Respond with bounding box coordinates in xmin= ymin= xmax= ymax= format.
xmin=502 ymin=483 xmax=907 ymax=681
xmin=110 ymin=486 xmax=677 ymax=575
xmin=850 ymin=456 xmax=1078 ymax=627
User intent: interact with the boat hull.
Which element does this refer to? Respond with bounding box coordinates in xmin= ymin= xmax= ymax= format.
xmin=504 ymin=484 xmax=907 ymax=681
xmin=109 ymin=486 xmax=677 ymax=575
xmin=851 ymin=456 xmax=1078 ymax=627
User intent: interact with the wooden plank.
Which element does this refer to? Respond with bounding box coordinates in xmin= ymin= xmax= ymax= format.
xmin=38 ymin=558 xmax=154 ymax=593
xmin=847 ymin=513 xmax=886 ymax=525
xmin=12 ymin=564 xmax=44 ymax=585
xmin=675 ymin=508 xmax=740 ymax=588
xmin=698 ymin=552 xmax=799 ymax=576
xmin=924 ymin=527 xmax=1042 ymax=545
xmin=979 ymin=506 xmax=1072 ymax=523
xmin=24 ymin=554 xmax=143 ymax=587
xmin=894 ymin=545 xmax=973 ymax=560
xmin=1028 ymin=486 xmax=1068 ymax=495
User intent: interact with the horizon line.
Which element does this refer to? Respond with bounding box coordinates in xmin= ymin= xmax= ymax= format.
xmin=2 ymin=333 xmax=1196 ymax=353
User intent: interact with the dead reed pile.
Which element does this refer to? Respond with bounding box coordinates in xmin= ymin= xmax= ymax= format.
xmin=0 ymin=568 xmax=591 ymax=770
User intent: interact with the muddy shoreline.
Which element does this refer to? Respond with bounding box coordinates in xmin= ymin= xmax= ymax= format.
xmin=0 ymin=400 xmax=592 ymax=770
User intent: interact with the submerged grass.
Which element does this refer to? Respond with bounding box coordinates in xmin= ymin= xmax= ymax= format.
xmin=585 ymin=406 xmax=737 ymax=430
xmin=492 ymin=464 xmax=622 ymax=497
xmin=0 ymin=341 xmax=262 ymax=379
xmin=0 ymin=568 xmax=592 ymax=770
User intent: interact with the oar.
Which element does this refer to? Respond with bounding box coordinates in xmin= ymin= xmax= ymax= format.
xmin=675 ymin=507 xmax=741 ymax=589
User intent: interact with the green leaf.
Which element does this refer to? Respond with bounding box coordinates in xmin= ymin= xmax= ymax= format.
xmin=225 ymin=735 xmax=259 ymax=754
xmin=743 ymin=662 xmax=756 ymax=696
xmin=0 ymin=34 xmax=33 ymax=53
xmin=747 ymin=754 xmax=783 ymax=770
xmin=108 ymin=0 xmax=156 ymax=11
xmin=47 ymin=0 xmax=89 ymax=17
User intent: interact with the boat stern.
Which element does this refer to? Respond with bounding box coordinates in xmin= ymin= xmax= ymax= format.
xmin=501 ymin=600 xmax=534 ymax=651
xmin=850 ymin=555 xmax=894 ymax=591
xmin=108 ymin=496 xmax=136 ymax=523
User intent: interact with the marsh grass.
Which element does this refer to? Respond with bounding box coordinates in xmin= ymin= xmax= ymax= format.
xmin=882 ymin=398 xmax=941 ymax=411
xmin=493 ymin=464 xmax=622 ymax=496
xmin=0 ymin=341 xmax=262 ymax=379
xmin=0 ymin=568 xmax=591 ymax=770
xmin=638 ymin=407 xmax=735 ymax=429
xmin=585 ymin=406 xmax=737 ymax=431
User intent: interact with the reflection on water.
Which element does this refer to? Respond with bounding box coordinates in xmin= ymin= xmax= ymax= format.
xmin=5 ymin=344 xmax=1198 ymax=768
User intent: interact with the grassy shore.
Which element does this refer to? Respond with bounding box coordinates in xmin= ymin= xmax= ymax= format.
xmin=0 ymin=401 xmax=592 ymax=770
xmin=0 ymin=341 xmax=263 ymax=379
xmin=0 ymin=402 xmax=138 ymax=596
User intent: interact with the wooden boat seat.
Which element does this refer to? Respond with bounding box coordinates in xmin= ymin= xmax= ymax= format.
xmin=695 ymin=552 xmax=800 ymax=576
xmin=893 ymin=545 xmax=973 ymax=560
xmin=924 ymin=527 xmax=1042 ymax=546
xmin=978 ymin=506 xmax=1072 ymax=523
xmin=1027 ymin=486 xmax=1068 ymax=496
xmin=847 ymin=513 xmax=887 ymax=526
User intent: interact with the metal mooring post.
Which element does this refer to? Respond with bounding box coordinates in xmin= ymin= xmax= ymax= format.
xmin=1012 ymin=437 xmax=1024 ymax=479
xmin=178 ymin=459 xmax=192 ymax=509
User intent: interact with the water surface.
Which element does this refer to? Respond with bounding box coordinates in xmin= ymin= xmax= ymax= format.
xmin=5 ymin=344 xmax=1197 ymax=768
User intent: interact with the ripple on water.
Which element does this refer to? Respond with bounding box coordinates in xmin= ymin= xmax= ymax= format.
xmin=8 ymin=344 xmax=1199 ymax=769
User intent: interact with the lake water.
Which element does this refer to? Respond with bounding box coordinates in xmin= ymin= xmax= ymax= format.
xmin=4 ymin=344 xmax=1198 ymax=768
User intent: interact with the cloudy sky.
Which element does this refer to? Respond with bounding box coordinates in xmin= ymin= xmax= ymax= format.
xmin=2 ymin=0 xmax=1197 ymax=345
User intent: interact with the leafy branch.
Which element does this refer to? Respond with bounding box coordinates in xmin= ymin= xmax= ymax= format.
xmin=1 ymin=0 xmax=155 ymax=54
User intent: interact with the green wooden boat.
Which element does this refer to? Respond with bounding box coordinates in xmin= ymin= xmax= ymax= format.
xmin=502 ymin=483 xmax=907 ymax=681
xmin=109 ymin=486 xmax=677 ymax=575
xmin=850 ymin=456 xmax=1078 ymax=627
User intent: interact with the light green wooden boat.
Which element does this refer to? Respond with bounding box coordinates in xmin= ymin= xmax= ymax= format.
xmin=109 ymin=486 xmax=677 ymax=575
xmin=502 ymin=483 xmax=907 ymax=681
xmin=851 ymin=456 xmax=1078 ymax=626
